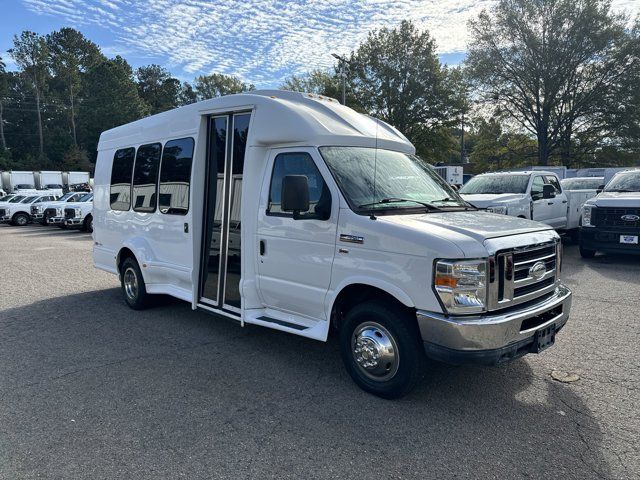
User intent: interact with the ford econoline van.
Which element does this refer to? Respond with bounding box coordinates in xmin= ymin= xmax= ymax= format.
xmin=93 ymin=91 xmax=572 ymax=398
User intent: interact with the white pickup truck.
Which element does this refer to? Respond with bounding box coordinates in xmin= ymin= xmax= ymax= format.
xmin=459 ymin=171 xmax=592 ymax=237
xmin=31 ymin=191 xmax=88 ymax=225
xmin=579 ymin=169 xmax=640 ymax=257
xmin=63 ymin=193 xmax=94 ymax=232
xmin=0 ymin=193 xmax=58 ymax=226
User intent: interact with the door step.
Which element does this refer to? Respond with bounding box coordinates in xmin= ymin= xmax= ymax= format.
xmin=244 ymin=309 xmax=328 ymax=341
xmin=256 ymin=316 xmax=308 ymax=331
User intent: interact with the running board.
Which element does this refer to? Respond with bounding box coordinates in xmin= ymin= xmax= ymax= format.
xmin=257 ymin=316 xmax=308 ymax=331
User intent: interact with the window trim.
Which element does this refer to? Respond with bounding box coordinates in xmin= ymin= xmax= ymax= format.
xmin=158 ymin=137 xmax=195 ymax=216
xmin=265 ymin=151 xmax=332 ymax=220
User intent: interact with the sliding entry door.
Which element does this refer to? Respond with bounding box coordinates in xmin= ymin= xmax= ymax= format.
xmin=200 ymin=112 xmax=251 ymax=313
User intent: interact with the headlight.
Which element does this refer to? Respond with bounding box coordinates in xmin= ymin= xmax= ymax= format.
xmin=582 ymin=205 xmax=594 ymax=227
xmin=434 ymin=259 xmax=487 ymax=314
xmin=487 ymin=205 xmax=508 ymax=215
xmin=75 ymin=208 xmax=82 ymax=218
xmin=56 ymin=208 xmax=62 ymax=216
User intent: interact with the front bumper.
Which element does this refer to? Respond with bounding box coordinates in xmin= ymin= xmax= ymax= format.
xmin=47 ymin=216 xmax=65 ymax=225
xmin=65 ymin=218 xmax=83 ymax=227
xmin=32 ymin=212 xmax=44 ymax=220
xmin=0 ymin=215 xmax=10 ymax=223
xmin=580 ymin=226 xmax=640 ymax=255
xmin=417 ymin=283 xmax=572 ymax=366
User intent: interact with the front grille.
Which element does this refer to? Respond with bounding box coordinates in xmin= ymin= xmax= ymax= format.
xmin=489 ymin=241 xmax=558 ymax=311
xmin=593 ymin=207 xmax=640 ymax=227
xmin=64 ymin=208 xmax=75 ymax=219
xmin=0 ymin=208 xmax=6 ymax=217
xmin=44 ymin=208 xmax=57 ymax=218
xmin=31 ymin=206 xmax=39 ymax=215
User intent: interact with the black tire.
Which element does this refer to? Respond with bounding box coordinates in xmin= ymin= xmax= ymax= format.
xmin=58 ymin=224 xmax=67 ymax=229
xmin=579 ymin=245 xmax=596 ymax=258
xmin=12 ymin=213 xmax=29 ymax=226
xmin=339 ymin=300 xmax=425 ymax=399
xmin=120 ymin=257 xmax=150 ymax=310
xmin=569 ymin=229 xmax=580 ymax=243
xmin=83 ymin=214 xmax=93 ymax=233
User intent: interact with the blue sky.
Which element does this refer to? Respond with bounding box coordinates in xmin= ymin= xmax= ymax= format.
xmin=1 ymin=0 xmax=637 ymax=88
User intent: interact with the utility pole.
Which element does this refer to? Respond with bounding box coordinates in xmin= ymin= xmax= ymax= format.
xmin=331 ymin=53 xmax=351 ymax=105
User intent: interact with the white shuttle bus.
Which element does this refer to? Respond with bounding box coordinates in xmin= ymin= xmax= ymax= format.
xmin=94 ymin=91 xmax=572 ymax=398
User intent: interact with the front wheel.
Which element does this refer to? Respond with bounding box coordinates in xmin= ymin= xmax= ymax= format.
xmin=339 ymin=301 xmax=425 ymax=399
xmin=83 ymin=214 xmax=93 ymax=233
xmin=579 ymin=245 xmax=596 ymax=258
xmin=12 ymin=213 xmax=29 ymax=226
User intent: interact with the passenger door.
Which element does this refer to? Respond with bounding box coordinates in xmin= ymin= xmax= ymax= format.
xmin=256 ymin=148 xmax=338 ymax=321
xmin=545 ymin=175 xmax=568 ymax=227
xmin=531 ymin=175 xmax=554 ymax=225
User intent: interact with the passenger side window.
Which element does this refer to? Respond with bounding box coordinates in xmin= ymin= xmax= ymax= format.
xmin=531 ymin=176 xmax=544 ymax=200
xmin=159 ymin=138 xmax=194 ymax=215
xmin=267 ymin=152 xmax=331 ymax=220
xmin=110 ymin=147 xmax=135 ymax=211
xmin=132 ymin=143 xmax=162 ymax=213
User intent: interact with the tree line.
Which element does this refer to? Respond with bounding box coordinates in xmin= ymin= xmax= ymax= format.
xmin=0 ymin=0 xmax=638 ymax=173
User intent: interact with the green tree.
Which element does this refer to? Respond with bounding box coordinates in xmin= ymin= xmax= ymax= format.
xmin=78 ymin=56 xmax=148 ymax=161
xmin=194 ymin=73 xmax=254 ymax=100
xmin=0 ymin=56 xmax=7 ymax=151
xmin=467 ymin=0 xmax=639 ymax=166
xmin=47 ymin=28 xmax=104 ymax=148
xmin=136 ymin=64 xmax=181 ymax=114
xmin=347 ymin=20 xmax=462 ymax=159
xmin=9 ymin=31 xmax=49 ymax=160
xmin=178 ymin=81 xmax=197 ymax=105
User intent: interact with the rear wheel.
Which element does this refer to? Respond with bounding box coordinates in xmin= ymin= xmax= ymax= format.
xmin=339 ymin=300 xmax=425 ymax=399
xmin=12 ymin=213 xmax=29 ymax=226
xmin=120 ymin=257 xmax=150 ymax=310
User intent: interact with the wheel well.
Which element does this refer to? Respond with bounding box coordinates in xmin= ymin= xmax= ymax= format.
xmin=330 ymin=284 xmax=414 ymax=331
xmin=517 ymin=215 xmax=526 ymax=218
xmin=117 ymin=247 xmax=136 ymax=273
xmin=84 ymin=213 xmax=92 ymax=223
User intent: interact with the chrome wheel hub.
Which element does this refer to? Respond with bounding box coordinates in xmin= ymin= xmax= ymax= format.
xmin=352 ymin=322 xmax=399 ymax=381
xmin=123 ymin=267 xmax=138 ymax=300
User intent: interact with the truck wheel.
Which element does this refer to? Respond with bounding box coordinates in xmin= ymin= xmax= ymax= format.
xmin=569 ymin=229 xmax=580 ymax=243
xmin=579 ymin=245 xmax=596 ymax=258
xmin=12 ymin=213 xmax=29 ymax=226
xmin=120 ymin=257 xmax=150 ymax=310
xmin=339 ymin=300 xmax=425 ymax=399
xmin=83 ymin=214 xmax=93 ymax=233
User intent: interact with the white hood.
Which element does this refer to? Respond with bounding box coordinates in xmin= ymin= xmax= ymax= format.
xmin=383 ymin=210 xmax=551 ymax=243
xmin=460 ymin=193 xmax=528 ymax=208
xmin=587 ymin=191 xmax=640 ymax=208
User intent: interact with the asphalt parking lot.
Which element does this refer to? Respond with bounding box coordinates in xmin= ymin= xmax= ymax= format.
xmin=0 ymin=224 xmax=638 ymax=479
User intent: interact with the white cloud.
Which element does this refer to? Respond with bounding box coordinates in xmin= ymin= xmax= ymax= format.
xmin=19 ymin=0 xmax=640 ymax=86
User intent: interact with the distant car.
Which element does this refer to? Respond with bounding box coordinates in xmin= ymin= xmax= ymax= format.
xmin=580 ymin=170 xmax=640 ymax=257
xmin=0 ymin=194 xmax=58 ymax=226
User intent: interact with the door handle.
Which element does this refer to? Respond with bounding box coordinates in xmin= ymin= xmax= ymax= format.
xmin=259 ymin=240 xmax=265 ymax=256
xmin=547 ymin=202 xmax=554 ymax=205
xmin=184 ymin=223 xmax=189 ymax=233
xmin=562 ymin=200 xmax=568 ymax=204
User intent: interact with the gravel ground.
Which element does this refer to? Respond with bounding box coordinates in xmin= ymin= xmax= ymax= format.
xmin=0 ymin=224 xmax=638 ymax=479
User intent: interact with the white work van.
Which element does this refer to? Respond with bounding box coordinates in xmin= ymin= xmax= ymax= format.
xmin=459 ymin=171 xmax=592 ymax=235
xmin=94 ymin=91 xmax=572 ymax=398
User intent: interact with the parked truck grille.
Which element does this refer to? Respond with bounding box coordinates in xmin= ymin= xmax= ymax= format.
xmin=0 ymin=208 xmax=6 ymax=217
xmin=489 ymin=241 xmax=559 ymax=311
xmin=64 ymin=208 xmax=76 ymax=219
xmin=44 ymin=208 xmax=57 ymax=218
xmin=31 ymin=206 xmax=39 ymax=215
xmin=593 ymin=207 xmax=640 ymax=227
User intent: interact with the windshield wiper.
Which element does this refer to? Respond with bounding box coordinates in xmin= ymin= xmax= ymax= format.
xmin=358 ymin=197 xmax=443 ymax=211
xmin=433 ymin=197 xmax=477 ymax=210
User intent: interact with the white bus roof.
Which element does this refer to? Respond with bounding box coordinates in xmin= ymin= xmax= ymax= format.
xmin=98 ymin=90 xmax=414 ymax=154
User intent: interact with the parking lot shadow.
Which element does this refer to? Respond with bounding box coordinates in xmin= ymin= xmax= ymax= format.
xmin=0 ymin=289 xmax=613 ymax=479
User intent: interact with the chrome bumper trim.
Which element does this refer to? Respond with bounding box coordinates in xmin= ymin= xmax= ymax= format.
xmin=417 ymin=283 xmax=571 ymax=351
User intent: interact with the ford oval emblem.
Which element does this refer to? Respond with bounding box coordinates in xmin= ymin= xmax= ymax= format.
xmin=621 ymin=214 xmax=639 ymax=222
xmin=529 ymin=261 xmax=547 ymax=281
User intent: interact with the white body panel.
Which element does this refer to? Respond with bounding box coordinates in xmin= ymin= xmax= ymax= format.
xmin=93 ymin=91 xmax=560 ymax=343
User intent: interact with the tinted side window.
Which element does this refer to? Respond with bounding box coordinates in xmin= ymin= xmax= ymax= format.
xmin=110 ymin=147 xmax=135 ymax=211
xmin=132 ymin=143 xmax=162 ymax=213
xmin=159 ymin=138 xmax=194 ymax=215
xmin=267 ymin=152 xmax=331 ymax=220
